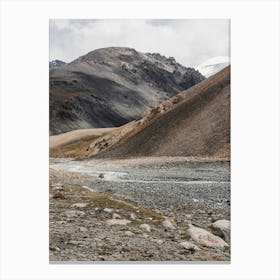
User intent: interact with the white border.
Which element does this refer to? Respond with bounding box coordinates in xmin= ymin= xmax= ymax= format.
xmin=0 ymin=1 xmax=279 ymax=279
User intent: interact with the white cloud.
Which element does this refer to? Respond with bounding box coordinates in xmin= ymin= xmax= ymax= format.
xmin=50 ymin=19 xmax=230 ymax=67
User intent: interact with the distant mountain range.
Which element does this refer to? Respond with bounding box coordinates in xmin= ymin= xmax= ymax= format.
xmin=196 ymin=56 xmax=230 ymax=78
xmin=49 ymin=47 xmax=205 ymax=135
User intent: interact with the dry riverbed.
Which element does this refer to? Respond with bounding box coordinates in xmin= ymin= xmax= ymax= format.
xmin=49 ymin=157 xmax=230 ymax=262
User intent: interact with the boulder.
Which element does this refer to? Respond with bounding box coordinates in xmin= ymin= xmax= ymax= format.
xmin=187 ymin=224 xmax=229 ymax=249
xmin=211 ymin=219 xmax=230 ymax=242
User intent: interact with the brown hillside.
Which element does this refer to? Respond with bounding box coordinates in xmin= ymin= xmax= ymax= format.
xmin=50 ymin=66 xmax=230 ymax=159
xmin=91 ymin=66 xmax=230 ymax=159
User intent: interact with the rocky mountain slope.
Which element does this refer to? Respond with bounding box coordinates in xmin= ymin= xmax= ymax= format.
xmin=50 ymin=66 xmax=230 ymax=159
xmin=50 ymin=47 xmax=204 ymax=135
xmin=87 ymin=66 xmax=230 ymax=159
xmin=196 ymin=56 xmax=230 ymax=78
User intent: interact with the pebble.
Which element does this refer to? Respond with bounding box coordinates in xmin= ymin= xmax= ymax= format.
xmin=68 ymin=240 xmax=80 ymax=245
xmin=162 ymin=219 xmax=176 ymax=230
xmin=112 ymin=213 xmax=122 ymax=219
xmin=156 ymin=239 xmax=164 ymax=245
xmin=139 ymin=224 xmax=151 ymax=232
xmin=124 ymin=231 xmax=135 ymax=237
xmin=53 ymin=185 xmax=63 ymax=191
xmin=187 ymin=224 xmax=229 ymax=249
xmin=103 ymin=208 xmax=114 ymax=213
xmin=180 ymin=241 xmax=200 ymax=251
xmin=53 ymin=192 xmax=65 ymax=199
xmin=79 ymin=227 xmax=88 ymax=232
xmin=70 ymin=203 xmax=87 ymax=208
xmin=64 ymin=210 xmax=86 ymax=218
xmin=106 ymin=219 xmax=131 ymax=226
xmin=130 ymin=213 xmax=137 ymax=220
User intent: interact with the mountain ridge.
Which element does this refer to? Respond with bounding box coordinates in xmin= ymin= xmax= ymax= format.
xmin=49 ymin=47 xmax=205 ymax=135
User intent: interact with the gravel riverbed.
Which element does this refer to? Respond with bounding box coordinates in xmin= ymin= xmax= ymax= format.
xmin=49 ymin=157 xmax=230 ymax=262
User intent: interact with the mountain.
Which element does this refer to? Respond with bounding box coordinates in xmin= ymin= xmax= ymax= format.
xmin=196 ymin=56 xmax=230 ymax=78
xmin=49 ymin=60 xmax=66 ymax=68
xmin=87 ymin=66 xmax=230 ymax=159
xmin=49 ymin=47 xmax=205 ymax=135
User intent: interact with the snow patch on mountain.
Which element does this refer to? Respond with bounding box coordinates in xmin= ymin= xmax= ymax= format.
xmin=196 ymin=56 xmax=230 ymax=78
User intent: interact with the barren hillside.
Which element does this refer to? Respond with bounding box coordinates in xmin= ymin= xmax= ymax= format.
xmin=91 ymin=66 xmax=230 ymax=159
xmin=51 ymin=66 xmax=230 ymax=159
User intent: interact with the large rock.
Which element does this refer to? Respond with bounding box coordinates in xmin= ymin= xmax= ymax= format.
xmin=211 ymin=219 xmax=230 ymax=242
xmin=187 ymin=224 xmax=229 ymax=249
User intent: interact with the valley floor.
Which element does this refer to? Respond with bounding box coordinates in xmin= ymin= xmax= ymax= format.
xmin=49 ymin=157 xmax=230 ymax=262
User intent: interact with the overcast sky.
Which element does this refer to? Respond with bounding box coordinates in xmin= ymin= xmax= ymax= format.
xmin=50 ymin=19 xmax=230 ymax=68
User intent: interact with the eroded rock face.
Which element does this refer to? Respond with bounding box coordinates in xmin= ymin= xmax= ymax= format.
xmin=49 ymin=47 xmax=205 ymax=135
xmin=187 ymin=224 xmax=229 ymax=249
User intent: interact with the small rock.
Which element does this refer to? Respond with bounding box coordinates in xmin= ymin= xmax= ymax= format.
xmin=180 ymin=241 xmax=200 ymax=251
xmin=64 ymin=210 xmax=85 ymax=218
xmin=70 ymin=203 xmax=87 ymax=208
xmin=156 ymin=239 xmax=164 ymax=245
xmin=187 ymin=224 xmax=229 ymax=249
xmin=185 ymin=214 xmax=192 ymax=219
xmin=112 ymin=213 xmax=121 ymax=219
xmin=98 ymin=173 xmax=104 ymax=179
xmin=49 ymin=245 xmax=60 ymax=251
xmin=139 ymin=224 xmax=151 ymax=232
xmin=106 ymin=219 xmax=131 ymax=226
xmin=53 ymin=192 xmax=65 ymax=199
xmin=53 ymin=185 xmax=63 ymax=191
xmin=124 ymin=231 xmax=135 ymax=237
xmin=68 ymin=240 xmax=80 ymax=245
xmin=192 ymin=199 xmax=199 ymax=203
xmin=79 ymin=227 xmax=88 ymax=232
xmin=95 ymin=207 xmax=99 ymax=211
xmin=130 ymin=213 xmax=137 ymax=220
xmin=142 ymin=233 xmax=149 ymax=238
xmin=103 ymin=208 xmax=113 ymax=213
xmin=162 ymin=219 xmax=176 ymax=230
xmin=211 ymin=219 xmax=230 ymax=242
